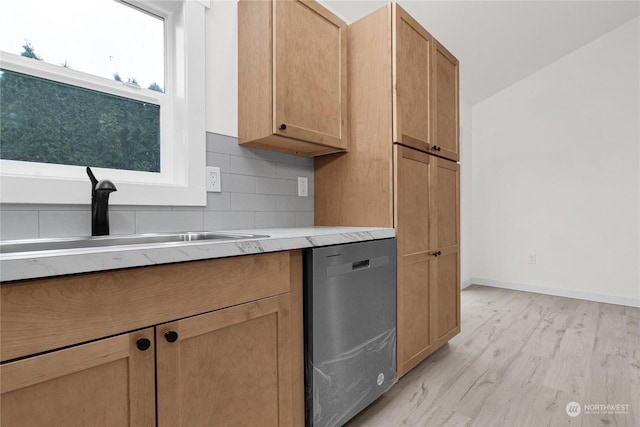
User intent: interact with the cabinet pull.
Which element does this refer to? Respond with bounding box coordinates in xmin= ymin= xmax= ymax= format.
xmin=165 ymin=331 xmax=179 ymax=343
xmin=432 ymin=251 xmax=442 ymax=257
xmin=136 ymin=338 xmax=151 ymax=351
xmin=279 ymin=123 xmax=287 ymax=130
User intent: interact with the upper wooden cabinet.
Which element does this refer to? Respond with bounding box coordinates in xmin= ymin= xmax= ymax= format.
xmin=238 ymin=0 xmax=348 ymax=157
xmin=432 ymin=40 xmax=460 ymax=161
xmin=393 ymin=4 xmax=434 ymax=152
xmin=336 ymin=2 xmax=458 ymax=159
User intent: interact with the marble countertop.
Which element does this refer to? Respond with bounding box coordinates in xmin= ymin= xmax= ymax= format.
xmin=0 ymin=227 xmax=395 ymax=282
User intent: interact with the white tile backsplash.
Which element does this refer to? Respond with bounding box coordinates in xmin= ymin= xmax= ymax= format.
xmin=1 ymin=211 xmax=39 ymax=240
xmin=230 ymin=193 xmax=277 ymax=212
xmin=0 ymin=132 xmax=315 ymax=239
xmin=221 ymin=173 xmax=256 ymax=193
xmin=135 ymin=211 xmax=205 ymax=234
xmin=229 ymin=156 xmax=278 ymax=178
xmin=204 ymin=211 xmax=255 ymax=230
xmin=39 ymin=211 xmax=91 ymax=238
xmin=256 ymin=177 xmax=297 ymax=196
xmin=255 ymin=211 xmax=297 ymax=228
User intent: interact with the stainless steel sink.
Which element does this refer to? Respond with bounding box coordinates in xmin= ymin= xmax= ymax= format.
xmin=0 ymin=232 xmax=269 ymax=254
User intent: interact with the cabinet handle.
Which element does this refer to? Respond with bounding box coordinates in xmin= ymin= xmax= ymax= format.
xmin=437 ymin=251 xmax=442 ymax=256
xmin=165 ymin=331 xmax=179 ymax=343
xmin=431 ymin=145 xmax=438 ymax=151
xmin=279 ymin=123 xmax=287 ymax=130
xmin=136 ymin=338 xmax=151 ymax=351
xmin=432 ymin=251 xmax=442 ymax=257
xmin=437 ymin=147 xmax=442 ymax=152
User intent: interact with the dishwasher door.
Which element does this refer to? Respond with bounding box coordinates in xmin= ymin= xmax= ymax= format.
xmin=304 ymin=238 xmax=397 ymax=427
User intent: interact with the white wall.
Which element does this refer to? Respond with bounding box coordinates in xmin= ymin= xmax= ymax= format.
xmin=460 ymin=100 xmax=473 ymax=288
xmin=205 ymin=1 xmax=238 ymax=137
xmin=471 ymin=17 xmax=640 ymax=307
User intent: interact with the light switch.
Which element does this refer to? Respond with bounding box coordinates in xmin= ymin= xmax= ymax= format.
xmin=298 ymin=177 xmax=308 ymax=197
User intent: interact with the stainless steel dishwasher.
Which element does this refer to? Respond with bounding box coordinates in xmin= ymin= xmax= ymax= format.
xmin=304 ymin=238 xmax=397 ymax=427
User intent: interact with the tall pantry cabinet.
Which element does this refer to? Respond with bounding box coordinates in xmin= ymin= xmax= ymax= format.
xmin=315 ymin=3 xmax=460 ymax=378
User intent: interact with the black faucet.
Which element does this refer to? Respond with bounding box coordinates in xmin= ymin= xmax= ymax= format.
xmin=86 ymin=167 xmax=117 ymax=236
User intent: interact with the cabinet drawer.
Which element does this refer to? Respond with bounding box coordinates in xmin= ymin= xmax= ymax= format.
xmin=1 ymin=252 xmax=290 ymax=362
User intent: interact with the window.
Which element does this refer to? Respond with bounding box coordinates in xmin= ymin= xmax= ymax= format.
xmin=1 ymin=69 xmax=162 ymax=172
xmin=0 ymin=0 xmax=207 ymax=206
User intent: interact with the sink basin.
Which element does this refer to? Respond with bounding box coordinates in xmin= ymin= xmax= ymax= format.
xmin=0 ymin=232 xmax=269 ymax=254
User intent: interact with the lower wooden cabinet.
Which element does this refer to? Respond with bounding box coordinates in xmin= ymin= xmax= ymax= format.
xmin=394 ymin=145 xmax=460 ymax=377
xmin=430 ymin=157 xmax=461 ymax=349
xmin=0 ymin=251 xmax=302 ymax=427
xmin=156 ymin=294 xmax=291 ymax=427
xmin=1 ymin=328 xmax=156 ymax=426
xmin=394 ymin=145 xmax=435 ymax=376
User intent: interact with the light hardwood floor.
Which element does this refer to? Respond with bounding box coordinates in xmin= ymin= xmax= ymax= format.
xmin=346 ymin=285 xmax=640 ymax=427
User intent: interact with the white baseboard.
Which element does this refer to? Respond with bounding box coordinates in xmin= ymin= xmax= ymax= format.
xmin=461 ymin=278 xmax=474 ymax=290
xmin=466 ymin=277 xmax=640 ymax=308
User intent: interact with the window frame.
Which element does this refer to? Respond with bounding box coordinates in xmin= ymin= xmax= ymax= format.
xmin=0 ymin=0 xmax=207 ymax=206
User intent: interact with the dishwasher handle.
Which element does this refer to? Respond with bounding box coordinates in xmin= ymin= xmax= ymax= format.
xmin=352 ymin=259 xmax=370 ymax=271
xmin=326 ymin=255 xmax=389 ymax=278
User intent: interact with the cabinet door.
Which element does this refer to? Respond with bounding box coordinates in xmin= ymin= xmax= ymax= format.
xmin=393 ymin=4 xmax=433 ymax=152
xmin=430 ymin=157 xmax=460 ymax=346
xmin=432 ymin=40 xmax=460 ymax=161
xmin=394 ymin=145 xmax=435 ymax=377
xmin=1 ymin=328 xmax=155 ymax=427
xmin=156 ymin=294 xmax=292 ymax=427
xmin=274 ymin=0 xmax=347 ymax=150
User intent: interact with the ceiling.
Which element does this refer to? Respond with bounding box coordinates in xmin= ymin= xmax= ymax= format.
xmin=321 ymin=1 xmax=640 ymax=105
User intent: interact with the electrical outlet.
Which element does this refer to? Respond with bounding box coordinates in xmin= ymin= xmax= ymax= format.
xmin=206 ymin=167 xmax=221 ymax=192
xmin=298 ymin=177 xmax=308 ymax=197
xmin=528 ymin=254 xmax=537 ymax=265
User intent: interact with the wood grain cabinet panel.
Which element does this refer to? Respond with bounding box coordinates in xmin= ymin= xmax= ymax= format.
xmin=431 ymin=158 xmax=461 ymax=347
xmin=394 ymin=145 xmax=434 ymax=376
xmin=238 ymin=0 xmax=348 ymax=156
xmin=156 ymin=295 xmax=292 ymax=427
xmin=1 ymin=328 xmax=155 ymax=427
xmin=432 ymin=40 xmax=460 ymax=161
xmin=394 ymin=5 xmax=433 ymax=152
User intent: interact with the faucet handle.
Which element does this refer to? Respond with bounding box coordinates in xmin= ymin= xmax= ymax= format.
xmin=86 ymin=167 xmax=98 ymax=187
